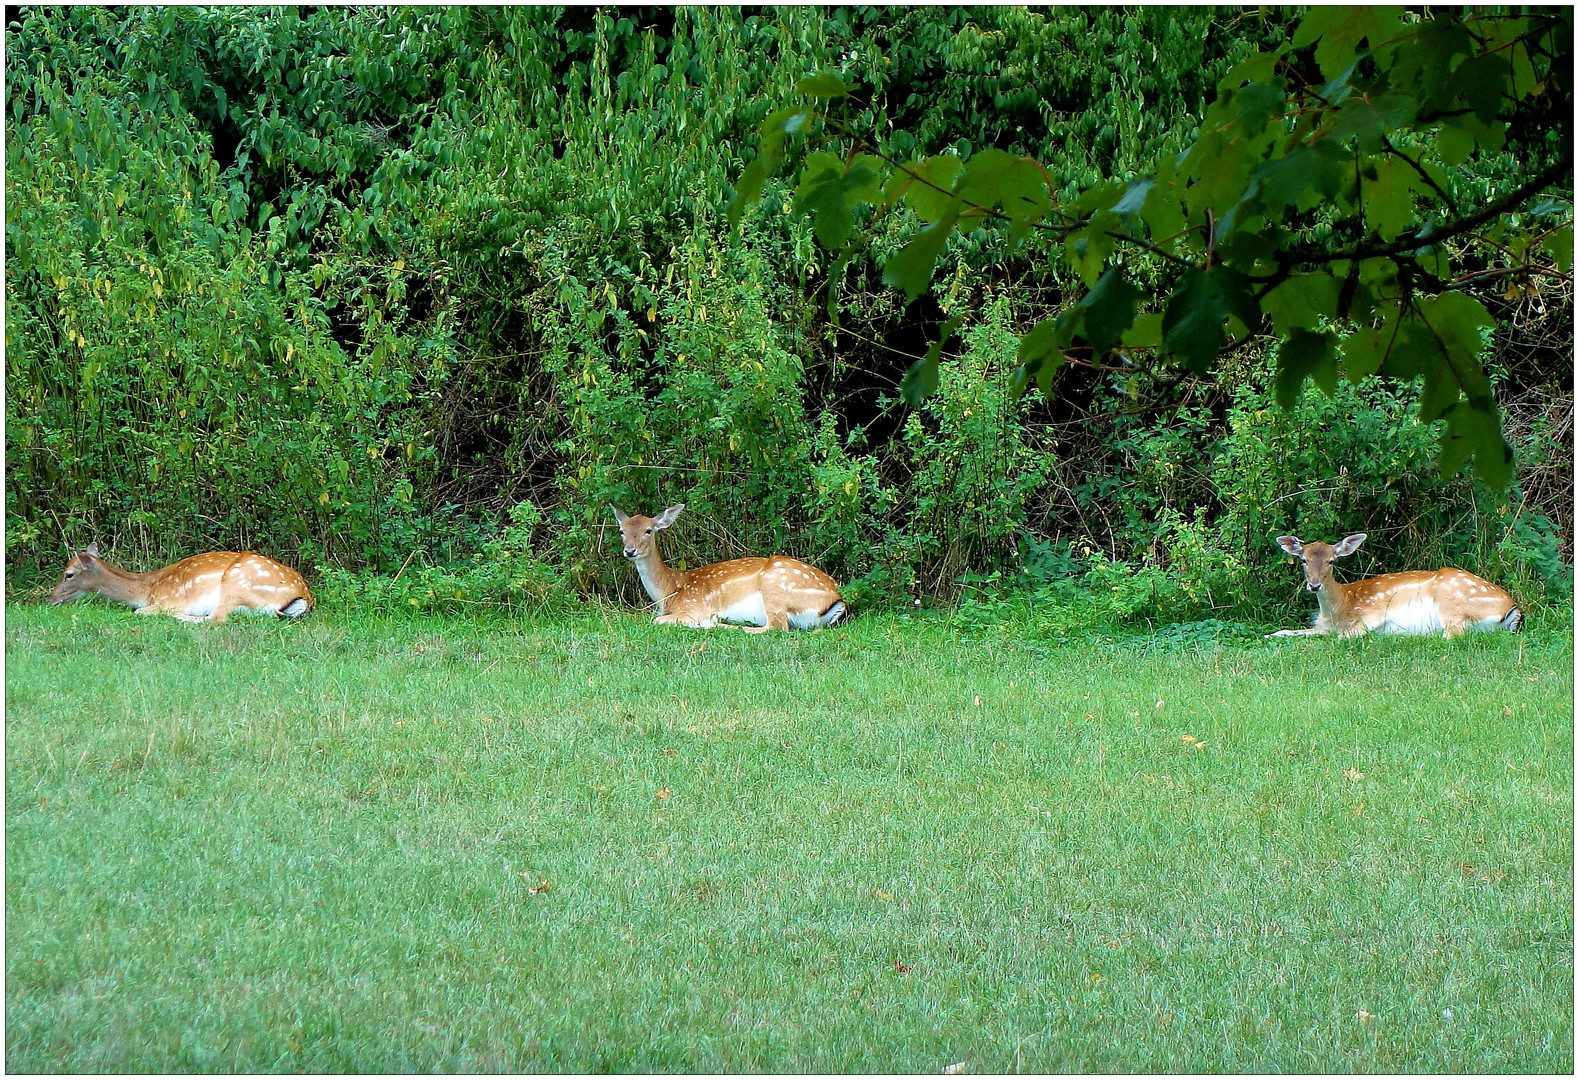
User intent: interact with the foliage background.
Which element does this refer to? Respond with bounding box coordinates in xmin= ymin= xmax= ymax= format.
xmin=6 ymin=7 xmax=1572 ymax=620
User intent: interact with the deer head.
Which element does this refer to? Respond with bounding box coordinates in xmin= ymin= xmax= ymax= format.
xmin=47 ymin=542 xmax=105 ymax=605
xmin=611 ymin=504 xmax=684 ymax=561
xmin=1276 ymin=533 xmax=1366 ymax=592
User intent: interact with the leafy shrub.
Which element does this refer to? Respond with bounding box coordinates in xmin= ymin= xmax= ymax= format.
xmin=4 ymin=68 xmax=444 ymax=572
xmin=5 ymin=7 xmax=1568 ymax=620
xmin=316 ymin=501 xmax=569 ymax=615
xmin=889 ymin=301 xmax=1053 ymax=590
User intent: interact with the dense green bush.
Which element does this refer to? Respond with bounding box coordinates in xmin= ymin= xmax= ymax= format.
xmin=960 ymin=362 xmax=1572 ymax=632
xmin=5 ymin=65 xmax=446 ymax=570
xmin=6 ymin=7 xmax=1570 ymax=621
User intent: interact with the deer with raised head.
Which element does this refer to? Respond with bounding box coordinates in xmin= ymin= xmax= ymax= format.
xmin=611 ymin=504 xmax=847 ymax=632
xmin=47 ymin=543 xmax=315 ymax=622
xmin=1267 ymin=533 xmax=1521 ymax=639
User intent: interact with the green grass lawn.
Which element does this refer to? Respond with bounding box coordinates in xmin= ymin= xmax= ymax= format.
xmin=5 ymin=601 xmax=1573 ymax=1072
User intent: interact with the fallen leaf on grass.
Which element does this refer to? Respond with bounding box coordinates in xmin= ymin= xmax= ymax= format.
xmin=1342 ymin=767 xmax=1364 ymax=781
xmin=662 ymin=749 xmax=678 ymax=756
xmin=657 ymin=787 xmax=672 ymax=800
xmin=972 ymin=695 xmax=981 ymax=707
xmin=941 ymin=1062 xmax=967 ymax=1075
xmin=872 ymin=889 xmax=893 ymax=901
xmin=894 ymin=959 xmax=911 ymax=973
xmin=517 ymin=874 xmax=551 ymax=896
xmin=1351 ymin=803 xmax=1365 ymax=815
xmin=1356 ymin=1009 xmax=1374 ymax=1025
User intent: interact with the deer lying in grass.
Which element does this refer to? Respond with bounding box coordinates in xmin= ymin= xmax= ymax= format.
xmin=1267 ymin=533 xmax=1521 ymax=640
xmin=611 ymin=504 xmax=847 ymax=632
xmin=47 ymin=543 xmax=315 ymax=622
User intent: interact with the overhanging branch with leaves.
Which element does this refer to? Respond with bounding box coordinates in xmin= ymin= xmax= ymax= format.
xmin=729 ymin=7 xmax=1573 ymax=489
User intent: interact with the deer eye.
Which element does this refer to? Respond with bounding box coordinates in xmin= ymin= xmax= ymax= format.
xmin=64 ymin=570 xmax=75 ymax=578
xmin=645 ymin=528 xmax=653 ymax=535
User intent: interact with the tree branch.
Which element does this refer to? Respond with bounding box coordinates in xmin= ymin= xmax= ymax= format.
xmin=1283 ymin=152 xmax=1573 ymax=266
xmin=1381 ymin=134 xmax=1460 ymax=216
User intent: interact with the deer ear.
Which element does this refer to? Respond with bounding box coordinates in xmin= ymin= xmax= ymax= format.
xmin=84 ymin=542 xmax=101 ymax=559
xmin=1275 ymin=535 xmax=1303 ymax=556
xmin=1333 ymin=533 xmax=1367 ymax=557
xmin=653 ymin=503 xmax=685 ymax=530
xmin=610 ymin=505 xmax=628 ymax=525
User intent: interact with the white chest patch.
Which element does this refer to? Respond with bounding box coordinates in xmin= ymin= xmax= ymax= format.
xmin=635 ymin=560 xmax=667 ymax=607
xmin=1372 ymin=599 xmax=1443 ymax=635
xmin=716 ymin=593 xmax=768 ymax=627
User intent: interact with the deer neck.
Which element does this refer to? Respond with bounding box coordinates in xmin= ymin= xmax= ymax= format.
xmin=88 ymin=560 xmax=156 ymax=609
xmin=1315 ymin=569 xmax=1349 ymax=623
xmin=632 ymin=540 xmax=687 ymax=609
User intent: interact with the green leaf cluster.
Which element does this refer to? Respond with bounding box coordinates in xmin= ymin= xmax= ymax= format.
xmin=733 ymin=8 xmax=1573 ymax=490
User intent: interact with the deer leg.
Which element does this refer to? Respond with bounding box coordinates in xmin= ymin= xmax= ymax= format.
xmin=655 ymin=612 xmax=720 ymax=629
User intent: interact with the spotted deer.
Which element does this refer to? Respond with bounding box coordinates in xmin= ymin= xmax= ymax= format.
xmin=611 ymin=504 xmax=847 ymax=632
xmin=47 ymin=543 xmax=315 ymax=622
xmin=1267 ymin=533 xmax=1521 ymax=640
